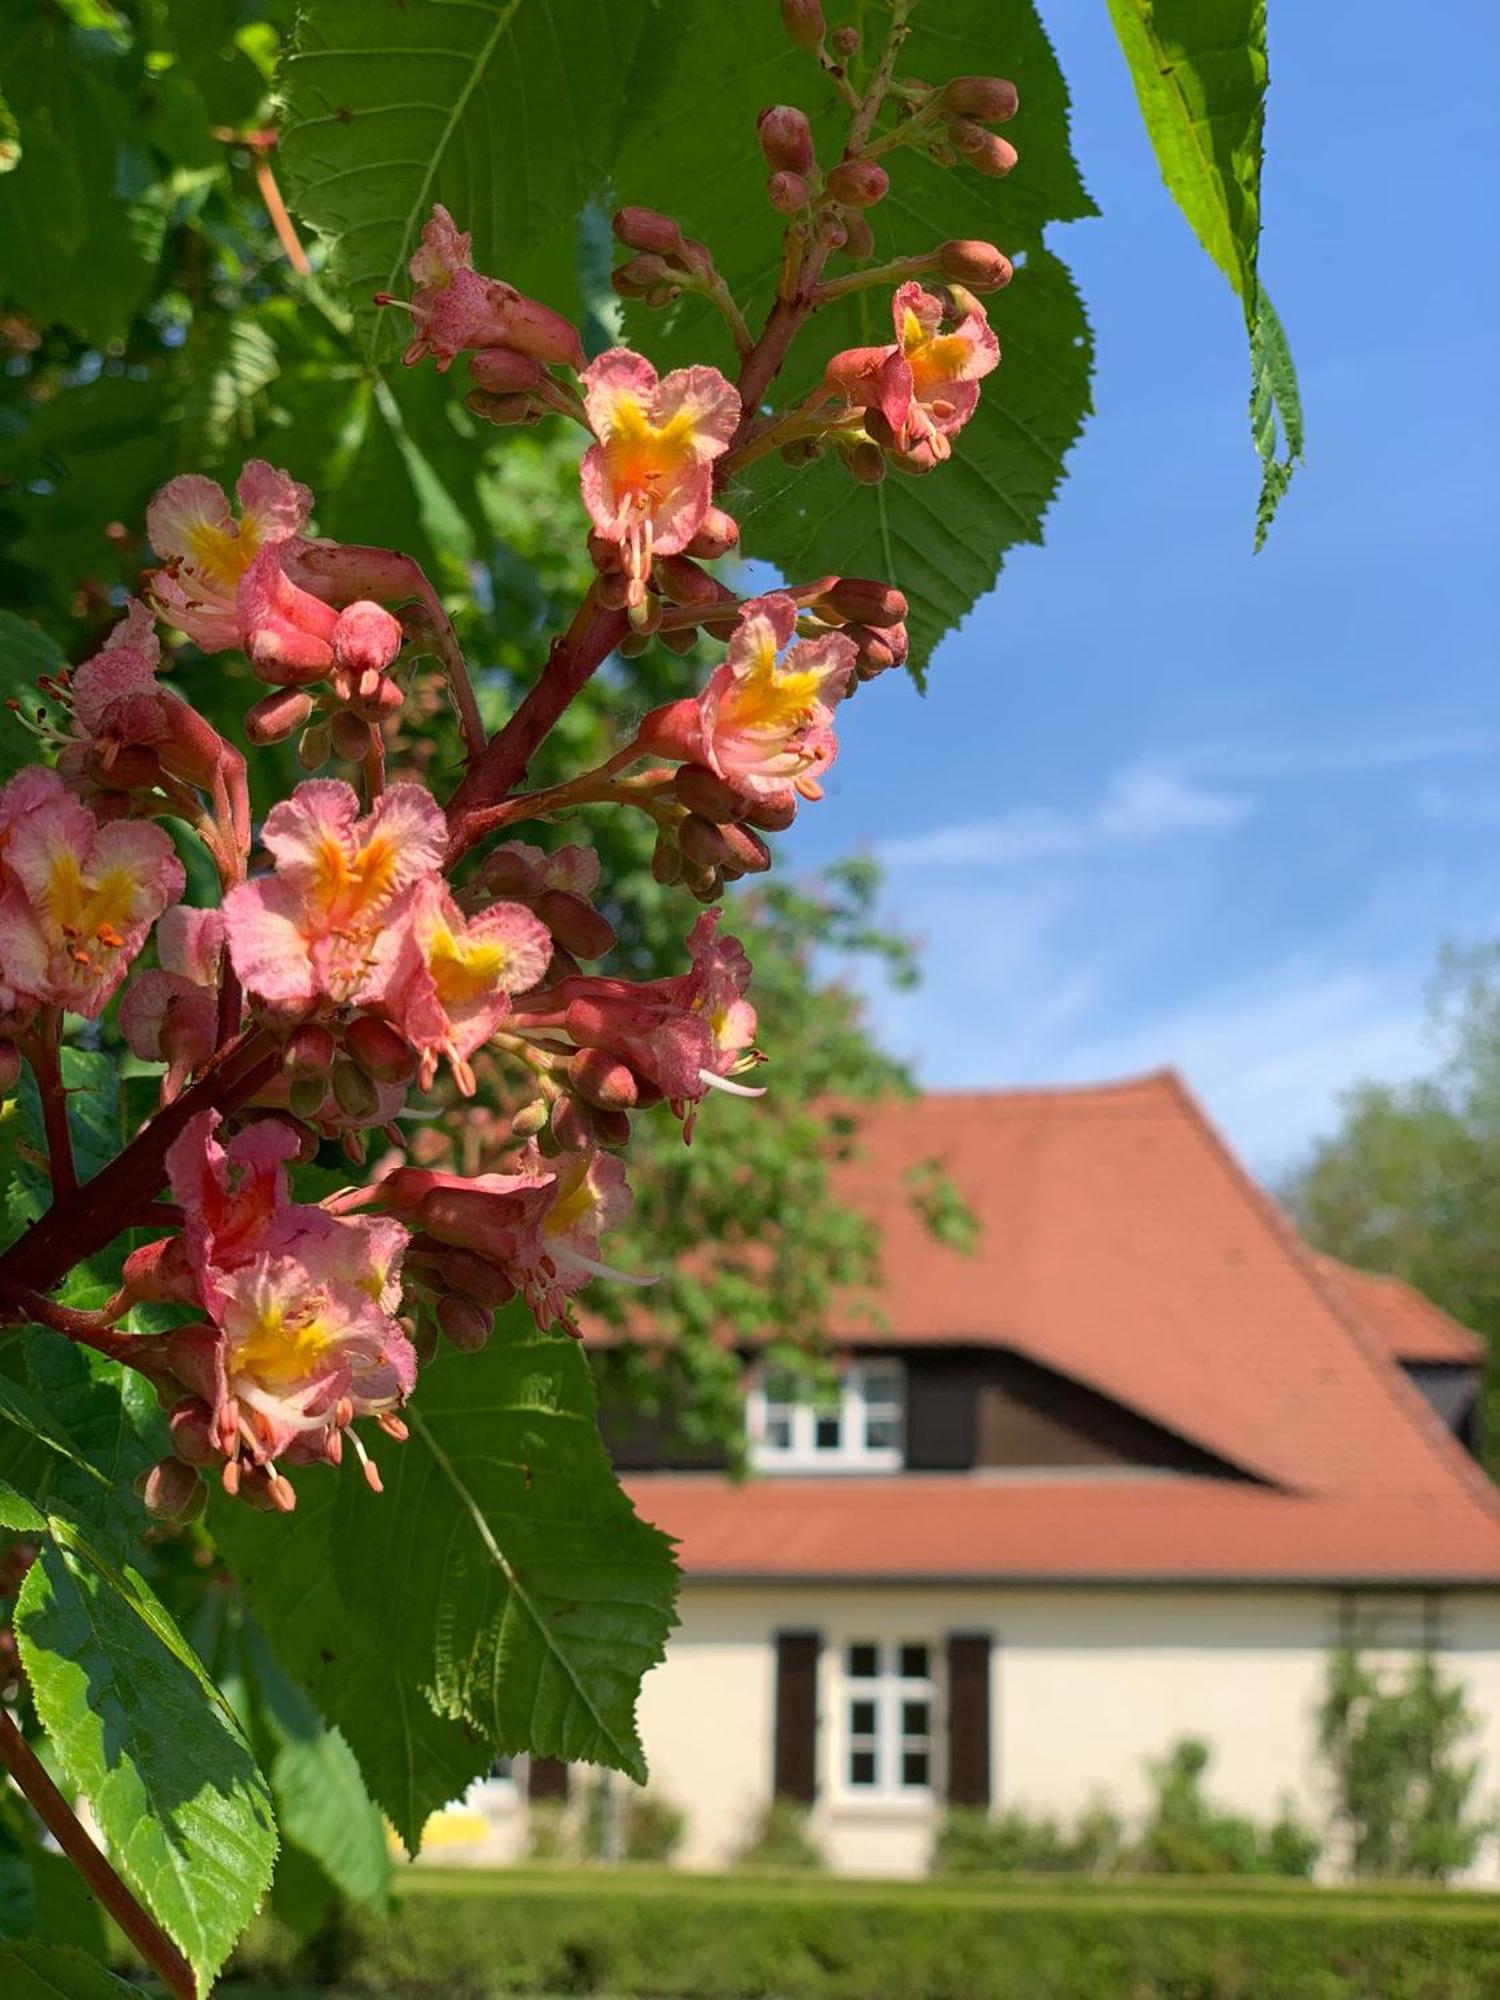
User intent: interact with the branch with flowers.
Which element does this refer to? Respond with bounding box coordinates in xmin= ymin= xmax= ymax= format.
xmin=0 ymin=5 xmax=1024 ymax=1990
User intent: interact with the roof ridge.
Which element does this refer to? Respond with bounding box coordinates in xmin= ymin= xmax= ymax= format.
xmin=1155 ymin=1072 xmax=1500 ymax=1531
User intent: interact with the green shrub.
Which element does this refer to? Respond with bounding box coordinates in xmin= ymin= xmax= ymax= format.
xmin=1133 ymin=1738 xmax=1322 ymax=1878
xmin=934 ymin=1806 xmax=1087 ymax=1874
xmin=525 ymin=1801 xmax=568 ymax=1863
xmin=731 ymin=1798 xmax=825 ymax=1870
xmin=576 ymin=1778 xmax=687 ymax=1865
xmin=230 ymin=1870 xmax=1500 ymax=1999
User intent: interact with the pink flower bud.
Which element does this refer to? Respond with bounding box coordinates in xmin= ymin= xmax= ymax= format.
xmin=283 ymin=1022 xmax=337 ymax=1079
xmin=780 ymin=0 xmax=825 ymax=50
xmin=437 ymin=1294 xmax=492 ymax=1353
xmin=467 ymin=347 xmax=549 ymax=394
xmin=947 ymin=120 xmax=1018 ymax=177
xmin=940 ymin=75 xmax=1019 ymax=123
xmin=830 ymin=23 xmax=858 ymax=55
xmin=840 ymin=440 xmax=888 ymax=485
xmin=168 ymin=1399 xmax=220 ymax=1467
xmin=139 ymin=1457 xmax=206 ymax=1523
xmin=465 ymin=390 xmax=542 ymax=427
xmin=296 ymin=720 xmax=331 ymax=770
xmin=534 ymin=888 xmax=617 ymax=962
xmin=496 ymin=294 xmax=585 ymax=371
xmin=820 ymin=577 xmax=908 ymax=628
xmin=612 ymin=206 xmax=687 ymax=259
xmin=330 ymin=709 xmax=373 ymax=763
xmin=767 ymin=171 xmax=811 ymax=214
xmin=841 ymin=212 xmax=875 ymax=262
xmin=743 ymin=793 xmax=799 ymax=833
xmin=685 ymin=509 xmax=740 ymax=560
xmin=511 ymin=1098 xmax=551 ymax=1137
xmin=827 ymin=160 xmax=889 ymax=208
xmin=331 ymin=1056 xmax=380 ymax=1122
xmin=653 ymin=555 xmax=722 ymax=608
xmin=437 ymin=1249 xmax=517 ymax=1309
xmin=611 ymin=253 xmax=672 ymax=299
xmin=718 ymin=823 xmax=773 ymax=874
xmin=757 ymin=105 xmax=816 ymax=176
xmin=343 ymin=1013 xmax=418 ymax=1084
xmin=637 ymin=697 xmax=702 ymax=763
xmin=674 ymin=764 xmax=751 ymax=822
xmin=119 ymin=1235 xmax=199 ymax=1308
xmin=846 ymin=620 xmax=909 ymax=677
xmin=679 ymin=813 xmax=734 ymax=868
xmin=938 ymin=239 xmax=1014 ymax=292
xmin=572 ymin=1047 xmax=640 ymax=1111
xmin=244 ymin=687 xmax=316 ymax=746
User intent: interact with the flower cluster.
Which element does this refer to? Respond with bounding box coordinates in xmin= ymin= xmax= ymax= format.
xmin=0 ymin=16 xmax=1021 ymax=1519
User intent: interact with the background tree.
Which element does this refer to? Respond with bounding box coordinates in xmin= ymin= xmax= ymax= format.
xmin=1284 ymin=944 xmax=1500 ymax=1467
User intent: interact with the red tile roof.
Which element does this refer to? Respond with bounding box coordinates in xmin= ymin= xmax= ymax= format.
xmin=624 ymin=1073 xmax=1500 ymax=1585
xmin=1312 ymin=1256 xmax=1485 ymax=1366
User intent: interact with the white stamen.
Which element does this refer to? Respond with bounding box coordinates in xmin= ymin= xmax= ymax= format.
xmin=698 ymin=1067 xmax=767 ymax=1098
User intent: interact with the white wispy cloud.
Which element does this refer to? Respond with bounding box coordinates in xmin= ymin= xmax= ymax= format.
xmin=878 ymin=763 xmax=1250 ymax=871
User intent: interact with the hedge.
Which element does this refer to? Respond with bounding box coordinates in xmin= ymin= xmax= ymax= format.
xmin=228 ymin=1868 xmax=1500 ymax=2000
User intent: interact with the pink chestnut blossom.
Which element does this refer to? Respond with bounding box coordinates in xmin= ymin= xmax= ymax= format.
xmin=0 ymin=767 xmax=184 ymax=1027
xmin=147 ymin=461 xmax=313 ymax=653
xmin=223 ymin=779 xmax=446 ymax=1014
xmin=58 ymin=600 xmax=251 ymax=868
xmin=639 ymin=593 xmax=854 ymax=807
xmin=383 ymin=878 xmax=552 ymax=1095
xmin=527 ymin=912 xmax=761 ymax=1128
xmin=386 ymin=204 xmax=585 ymax=374
xmin=119 ymin=905 xmax=227 ymax=1095
xmin=373 ymin=1139 xmax=644 ymax=1334
xmin=146 ymin=465 xmax=406 ymax=690
xmin=579 ymin=349 xmax=740 ymax=604
xmin=824 ymin=281 xmax=999 ymax=464
xmin=159 ymin=1110 xmax=416 ymax=1499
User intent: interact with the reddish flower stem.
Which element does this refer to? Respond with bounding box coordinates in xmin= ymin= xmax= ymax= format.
xmin=26 ymin=1011 xmax=76 ymax=1201
xmin=0 ymin=1027 xmax=280 ymax=1301
xmin=0 ymin=1708 xmax=195 ymax=2000
xmin=0 ymin=1287 xmax=145 ymax=1367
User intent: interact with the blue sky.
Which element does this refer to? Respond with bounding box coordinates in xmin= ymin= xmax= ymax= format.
xmin=781 ymin=0 xmax=1500 ymax=1175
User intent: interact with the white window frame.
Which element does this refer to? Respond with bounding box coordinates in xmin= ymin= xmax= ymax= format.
xmin=747 ymin=1357 xmax=905 ymax=1471
xmin=837 ymin=1638 xmax=936 ymax=1802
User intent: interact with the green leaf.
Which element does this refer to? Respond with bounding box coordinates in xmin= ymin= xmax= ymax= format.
xmin=735 ymin=246 xmax=1093 ymax=683
xmin=0 ymin=612 xmax=61 ymax=783
xmin=0 ymin=1941 xmax=136 ymax=2000
xmin=15 ymin=1540 xmax=277 ymax=1997
xmin=215 ymin=1308 xmax=678 ymax=1851
xmin=281 ymin=0 xmax=653 ymax=356
xmin=11 ymin=1049 xmax=126 ymax=1239
xmin=1105 ymin=0 xmax=1302 ymax=541
xmin=613 ymin=0 xmax=1095 ymax=677
xmin=240 ymin=1621 xmax=392 ymax=1917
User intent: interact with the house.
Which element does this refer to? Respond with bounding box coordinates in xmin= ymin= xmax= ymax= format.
xmin=430 ymin=1072 xmax=1500 ymax=1876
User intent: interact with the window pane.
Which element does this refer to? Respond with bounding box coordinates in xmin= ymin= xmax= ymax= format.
xmin=861 ymin=1364 xmax=901 ymax=1399
xmin=899 ymin=1644 xmax=929 ymax=1680
xmin=850 ymin=1699 xmax=877 ymax=1735
xmin=847 ymin=1642 xmax=878 ymax=1679
xmin=849 ymin=1749 xmax=877 ymax=1786
xmin=902 ymin=1700 xmax=929 ymax=1736
xmin=814 ymin=1412 xmax=842 ymax=1450
xmin=764 ymin=1415 xmax=792 ymax=1449
xmin=865 ymin=1416 xmax=899 ymax=1449
xmin=902 ymin=1750 xmax=930 ymax=1787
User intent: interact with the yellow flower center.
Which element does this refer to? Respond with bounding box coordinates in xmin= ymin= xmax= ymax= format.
xmin=45 ymin=851 xmax=141 ymax=945
xmin=428 ymin=923 xmax=516 ymax=1008
xmin=232 ymin=1297 xmax=335 ymax=1389
xmin=543 ymin=1161 xmax=597 ymax=1239
xmin=724 ymin=632 xmax=823 ymax=735
xmin=185 ymin=515 xmax=259 ymax=592
xmin=603 ymin=395 xmax=702 ymax=499
xmin=312 ymin=830 xmax=401 ymax=926
xmin=901 ymin=311 xmax=970 ymax=395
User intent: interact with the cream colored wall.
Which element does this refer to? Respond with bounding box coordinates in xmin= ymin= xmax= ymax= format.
xmin=629 ymin=1582 xmax=1500 ymax=1878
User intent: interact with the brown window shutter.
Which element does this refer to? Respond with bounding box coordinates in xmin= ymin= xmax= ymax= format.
xmin=773 ymin=1629 xmax=821 ymax=1802
xmin=527 ymin=1756 xmax=570 ymax=1801
xmin=946 ymin=1631 xmax=992 ymax=1807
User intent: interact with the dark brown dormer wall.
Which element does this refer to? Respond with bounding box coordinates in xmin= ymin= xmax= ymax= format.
xmin=1401 ymin=1361 xmax=1482 ymax=1459
xmin=903 ymin=1347 xmax=1242 ymax=1477
xmin=600 ymin=1344 xmax=1246 ymax=1478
